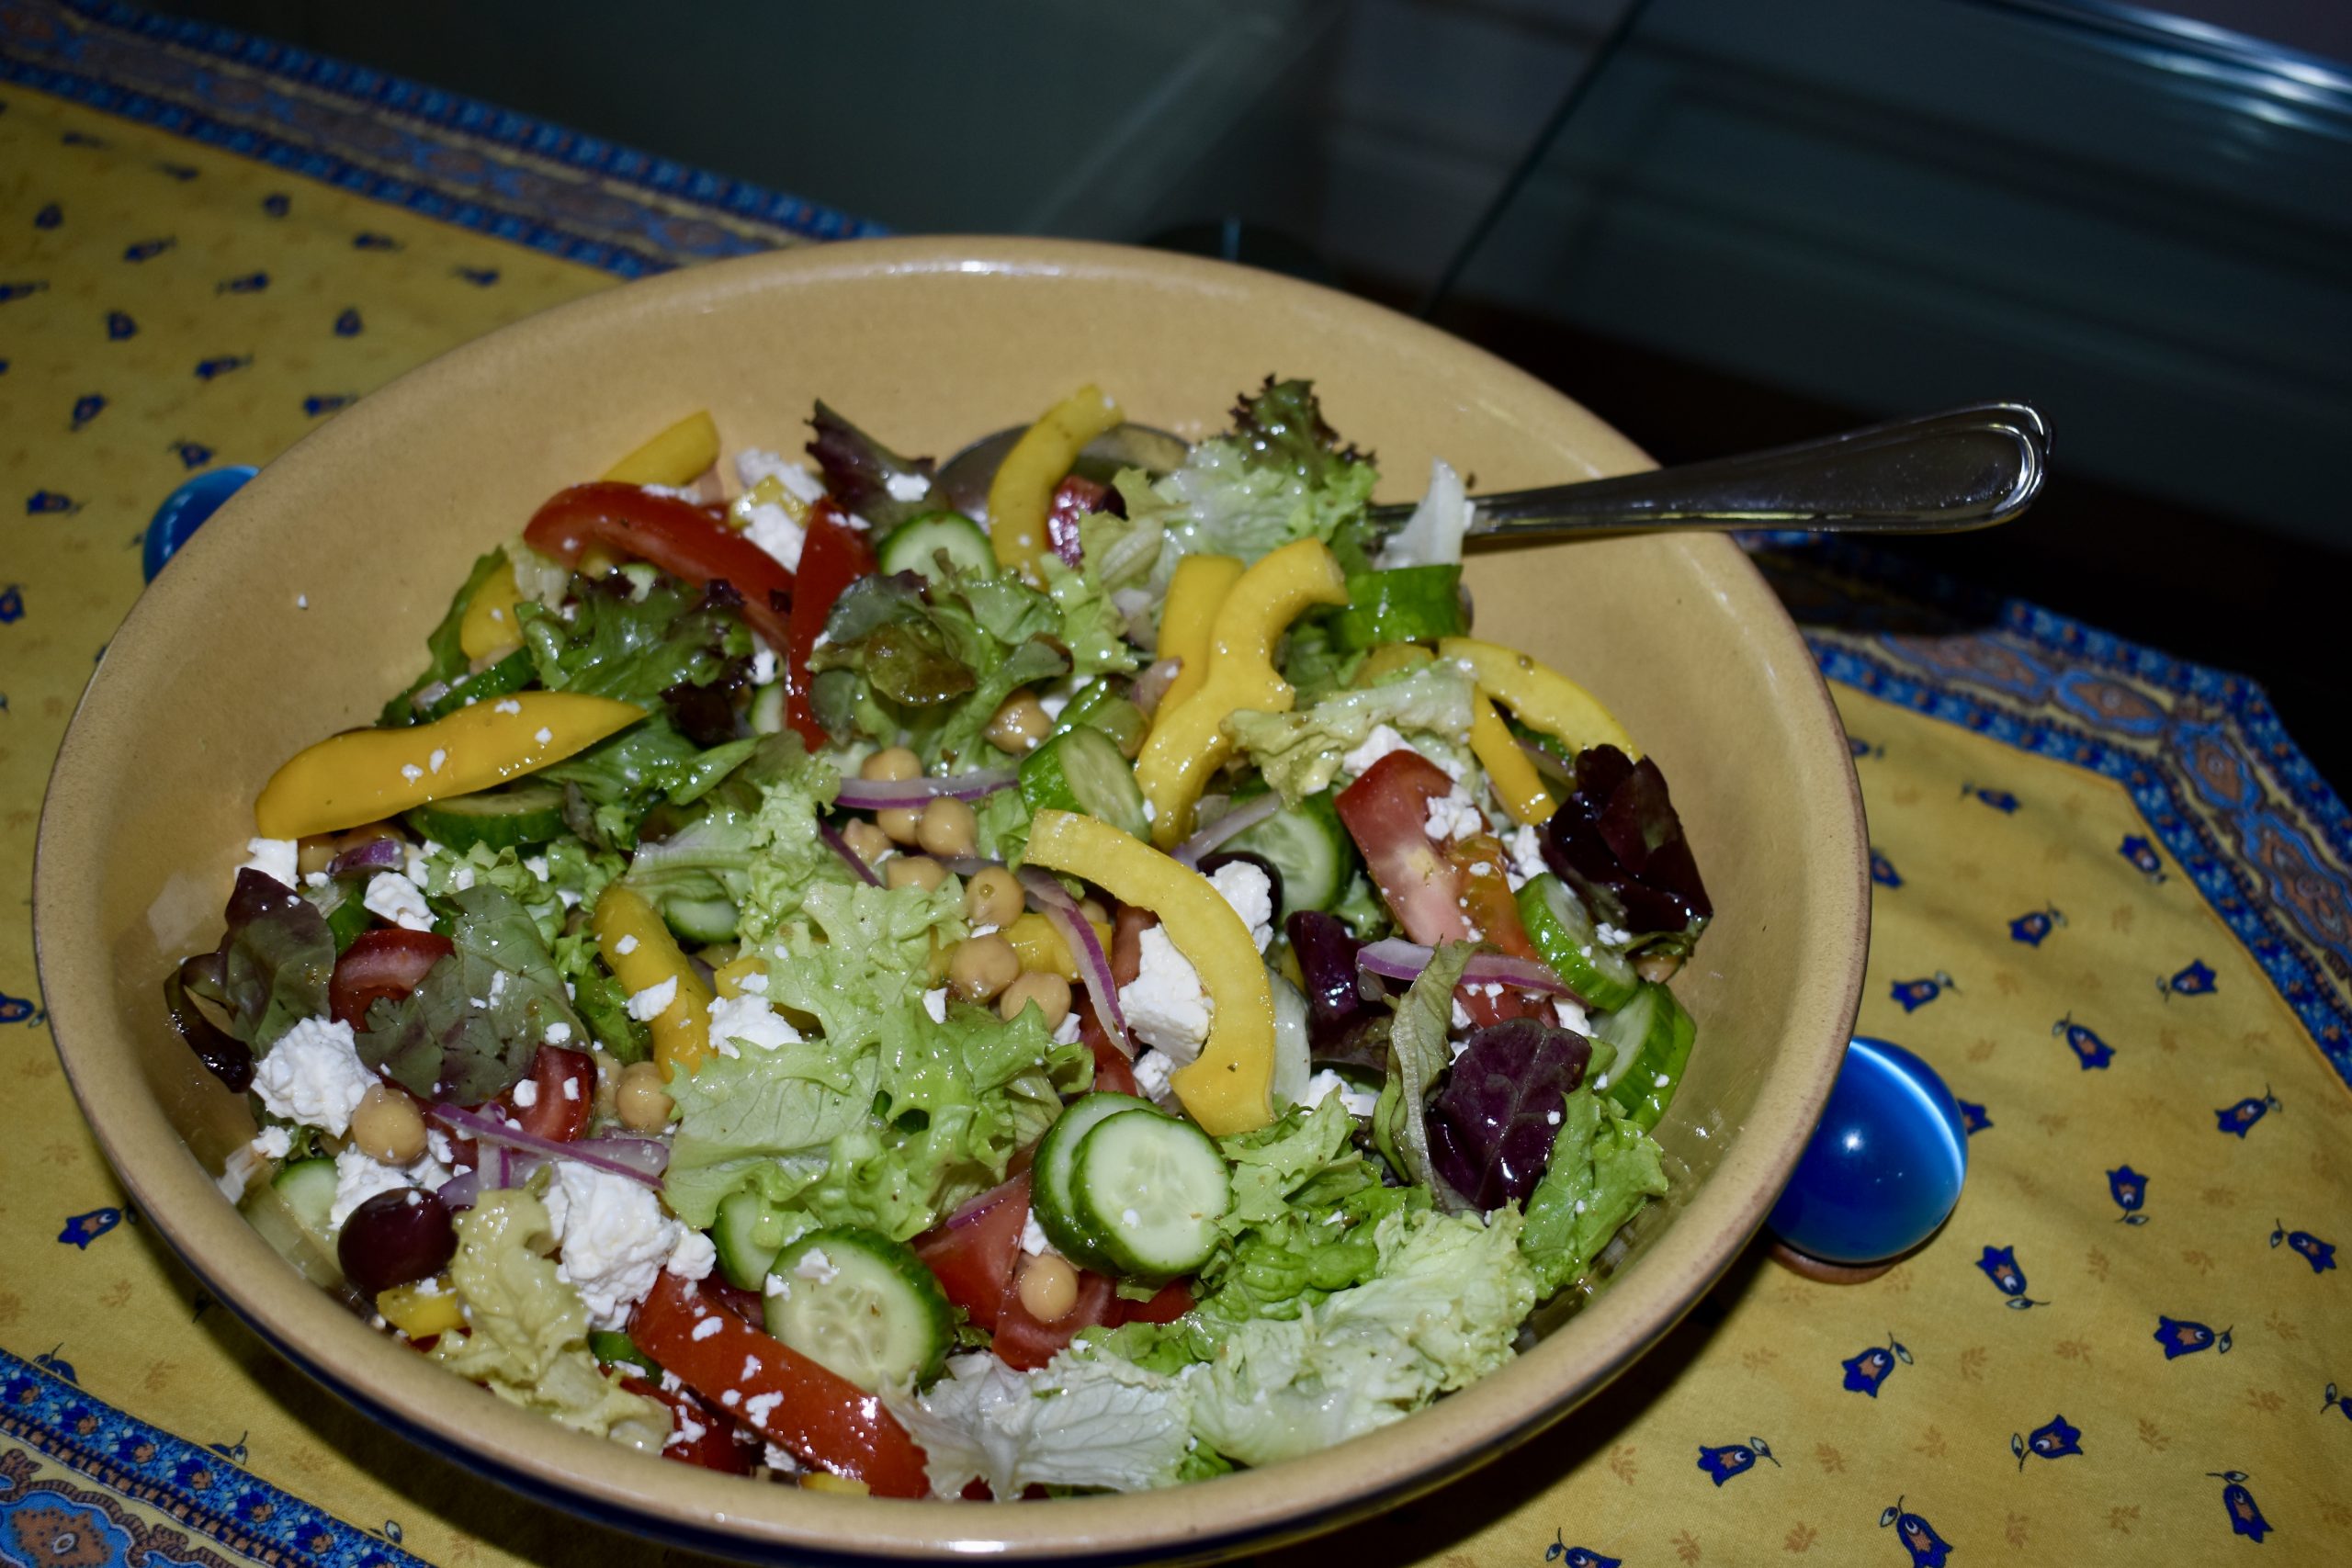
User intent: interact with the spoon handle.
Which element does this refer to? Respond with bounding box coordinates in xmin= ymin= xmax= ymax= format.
xmin=1442 ymin=401 xmax=2048 ymax=540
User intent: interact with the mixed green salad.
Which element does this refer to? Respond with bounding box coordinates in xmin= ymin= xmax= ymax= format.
xmin=175 ymin=379 xmax=1712 ymax=1498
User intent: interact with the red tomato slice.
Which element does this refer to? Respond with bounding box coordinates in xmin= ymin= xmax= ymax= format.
xmin=328 ymin=929 xmax=453 ymax=1027
xmin=629 ymin=1272 xmax=930 ymax=1497
xmin=1074 ymin=995 xmax=1136 ymax=1099
xmin=784 ymin=501 xmax=875 ymax=747
xmin=1445 ymin=833 xmax=1547 ymax=1024
xmin=618 ymin=1373 xmax=756 ymax=1474
xmin=507 ymin=1044 xmax=594 ymax=1142
xmin=911 ymin=1172 xmax=1029 ymax=1334
xmin=991 ymin=1269 xmax=1116 ymax=1371
xmin=1110 ymin=905 xmax=1154 ymax=988
xmin=522 ymin=481 xmax=793 ymax=652
xmin=1110 ymin=1279 xmax=1193 ymax=1326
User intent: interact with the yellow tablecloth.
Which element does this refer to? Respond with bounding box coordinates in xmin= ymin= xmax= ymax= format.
xmin=5 ymin=8 xmax=2348 ymax=1565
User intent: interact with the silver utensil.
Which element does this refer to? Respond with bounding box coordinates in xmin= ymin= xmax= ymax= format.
xmin=934 ymin=401 xmax=2047 ymax=538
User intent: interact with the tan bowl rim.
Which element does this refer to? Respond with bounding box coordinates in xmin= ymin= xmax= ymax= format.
xmin=36 ymin=235 xmax=1867 ymax=1562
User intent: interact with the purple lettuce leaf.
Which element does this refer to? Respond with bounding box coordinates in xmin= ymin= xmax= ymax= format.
xmin=806 ymin=401 xmax=937 ymax=531
xmin=178 ymin=869 xmax=336 ymax=1055
xmin=1541 ymin=744 xmax=1712 ymax=951
xmin=1430 ymin=1018 xmax=1593 ymax=1209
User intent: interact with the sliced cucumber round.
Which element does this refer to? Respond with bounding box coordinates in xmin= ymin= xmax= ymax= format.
xmin=1593 ymin=980 xmax=1695 ymax=1131
xmin=1030 ymin=1091 xmax=1163 ymax=1267
xmin=1018 ymin=725 xmax=1149 ymax=840
xmin=403 ymin=782 xmax=567 ymax=853
xmin=273 ymin=1156 xmax=340 ymax=1236
xmin=876 ymin=511 xmax=994 ymax=582
xmin=763 ymin=1227 xmax=953 ymax=1393
xmin=1515 ymin=873 xmax=1640 ymax=1011
xmin=1225 ymin=787 xmax=1356 ymax=919
xmin=587 ymin=1328 xmax=662 ymax=1376
xmin=711 ymin=1188 xmax=788 ymax=1291
xmin=241 ymin=1156 xmax=344 ymax=1289
xmin=661 ymin=893 xmax=741 ymax=946
xmin=1069 ymin=1111 xmax=1231 ymax=1281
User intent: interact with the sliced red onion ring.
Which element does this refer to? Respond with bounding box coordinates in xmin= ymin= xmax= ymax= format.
xmin=1518 ymin=739 xmax=1575 ymax=787
xmin=1357 ymin=938 xmax=1575 ymax=998
xmin=436 ymin=1168 xmax=481 ymax=1210
xmin=817 ymin=819 xmax=880 ymax=886
xmin=833 ymin=768 xmax=1016 ymax=809
xmin=1171 ymin=790 xmax=1282 ymax=867
xmin=1131 ymin=656 xmax=1182 ymax=717
xmin=1015 ymin=866 xmax=1132 ymax=1058
xmin=326 ymin=836 xmax=405 ymax=877
xmin=429 ymin=1104 xmax=669 ymax=1187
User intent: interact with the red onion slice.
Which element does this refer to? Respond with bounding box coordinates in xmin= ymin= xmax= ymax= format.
xmin=435 ymin=1168 xmax=481 ymax=1210
xmin=1015 ymin=866 xmax=1132 ymax=1058
xmin=326 ymin=836 xmax=405 ymax=877
xmin=429 ymin=1104 xmax=669 ymax=1187
xmin=817 ymin=819 xmax=880 ymax=886
xmin=1171 ymin=790 xmax=1282 ymax=867
xmin=1131 ymin=656 xmax=1182 ymax=717
xmin=833 ymin=768 xmax=1016 ymax=809
xmin=1357 ymin=939 xmax=1575 ymax=998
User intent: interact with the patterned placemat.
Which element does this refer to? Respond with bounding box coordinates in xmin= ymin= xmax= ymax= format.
xmin=3 ymin=4 xmax=2346 ymax=1564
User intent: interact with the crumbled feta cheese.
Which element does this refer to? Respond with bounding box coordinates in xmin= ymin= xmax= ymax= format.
xmin=1142 ymin=799 xmax=1157 ymax=824
xmin=304 ymin=871 xmax=330 ymax=889
xmin=706 ymin=993 xmax=801 ymax=1055
xmin=237 ymin=837 xmax=300 ymax=887
xmin=1118 ymin=926 xmax=1212 ymax=1062
xmin=1340 ymin=724 xmax=1414 ymax=779
xmin=448 ymin=864 xmax=475 ymax=893
xmin=545 ymin=1021 xmax=573 ymax=1044
xmin=666 ymin=1228 xmax=717 ymax=1280
xmin=427 ymin=748 xmax=447 ymax=774
xmin=736 ymin=448 xmax=826 ymax=504
xmin=1505 ymin=823 xmax=1548 ymax=891
xmin=251 ymin=1126 xmax=294 ymax=1162
xmin=400 ymin=763 xmax=424 ymax=784
xmin=739 ymin=971 xmax=769 ymax=994
xmin=884 ymin=471 xmax=931 ymax=503
xmin=793 ymin=1247 xmax=839 ymax=1285
xmin=1303 ymin=1068 xmax=1379 ymax=1119
xmin=494 ymin=697 xmax=523 ymax=715
xmin=1546 ymin=1109 xmax=1563 ymax=1125
xmin=750 ymin=636 xmax=779 ymax=687
xmin=626 ymin=976 xmax=679 ymax=1022
xmin=922 ymin=987 xmax=950 ymax=1024
xmin=534 ymin=727 xmax=554 ymax=746
xmin=328 ymin=1145 xmax=417 ymax=1228
xmin=363 ymin=872 xmax=434 ymax=932
xmin=251 ymin=1015 xmax=376 ymax=1134
xmin=296 ymin=593 xmax=309 ymax=610
xmin=691 ymin=1315 xmax=724 ymax=1341
xmin=513 ymin=1078 xmax=539 ymax=1108
xmin=763 ymin=1442 xmax=801 ymax=1473
xmin=971 ymin=923 xmax=999 ymax=939
xmin=1450 ymin=996 xmax=1473 ymax=1032
xmin=1121 ymin=1207 xmax=1143 ymax=1229
xmin=640 ymin=482 xmax=697 ymax=501
xmin=1423 ymin=787 xmax=1485 ymax=844
xmin=543 ymin=1161 xmax=685 ymax=1328
xmin=615 ymin=934 xmax=639 ymax=956
xmin=1553 ymin=996 xmax=1590 ymax=1033
xmin=1050 ymin=1011 xmax=1081 ymax=1045
xmin=740 ymin=500 xmax=805 ymax=573
xmin=743 ymin=1392 xmax=784 ymax=1427
xmin=1131 ymin=1048 xmax=1174 ymax=1101
xmin=215 ymin=1143 xmax=265 ymax=1201
xmin=1020 ymin=1211 xmax=1051 ymax=1258
xmin=1207 ymin=860 xmax=1274 ymax=953
xmin=1595 ymin=921 xmax=1633 ymax=949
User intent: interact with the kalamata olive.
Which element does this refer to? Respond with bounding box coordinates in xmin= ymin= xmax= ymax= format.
xmin=337 ymin=1187 xmax=456 ymax=1298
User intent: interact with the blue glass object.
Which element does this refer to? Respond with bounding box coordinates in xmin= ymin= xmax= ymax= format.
xmin=142 ymin=465 xmax=255 ymax=581
xmin=1768 ymin=1036 xmax=1967 ymax=1267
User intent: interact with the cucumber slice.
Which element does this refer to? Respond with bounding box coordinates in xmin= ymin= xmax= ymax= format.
xmin=309 ymin=883 xmax=370 ymax=953
xmin=403 ymin=782 xmax=567 ymax=853
xmin=1225 ymin=788 xmax=1356 ymax=919
xmin=1069 ymin=1111 xmax=1231 ymax=1281
xmin=713 ymin=1188 xmax=789 ymax=1291
xmin=662 ymin=894 xmax=740 ymax=946
xmin=1051 ymin=682 xmax=1148 ymax=758
xmin=587 ymin=1328 xmax=662 ymax=1376
xmin=1330 ymin=566 xmax=1466 ymax=651
xmin=1593 ymin=981 xmax=1695 ymax=1131
xmin=876 ymin=511 xmax=994 ymax=582
xmin=1514 ymin=874 xmax=1641 ymax=1010
xmin=242 ymin=1157 xmax=344 ymax=1289
xmin=750 ymin=682 xmax=786 ymax=736
xmin=763 ymin=1227 xmax=953 ymax=1393
xmin=1031 ymin=1092 xmax=1164 ymax=1266
xmin=274 ymin=1156 xmax=340 ymax=1235
xmin=419 ymin=649 xmax=537 ymax=722
xmin=1018 ymin=726 xmax=1149 ymax=840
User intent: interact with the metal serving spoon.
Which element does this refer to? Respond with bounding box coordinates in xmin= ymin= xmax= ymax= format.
xmin=934 ymin=401 xmax=2048 ymax=539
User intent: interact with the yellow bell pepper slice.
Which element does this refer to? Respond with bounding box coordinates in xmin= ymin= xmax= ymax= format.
xmin=457 ymin=557 xmax=525 ymax=662
xmin=801 ymin=1474 xmax=871 ymax=1495
xmin=1134 ymin=539 xmax=1348 ymax=848
xmin=1351 ymin=642 xmax=1433 ymax=687
xmin=378 ymin=1279 xmax=467 ymax=1339
xmin=1024 ymin=809 xmax=1275 ymax=1135
xmin=1440 ymin=637 xmax=1638 ymax=760
xmin=1003 ymin=910 xmax=1114 ymax=982
xmin=591 ymin=885 xmax=714 ymax=1078
xmin=1468 ymin=691 xmax=1558 ymax=826
xmin=988 ymin=385 xmax=1122 ymax=580
xmin=601 ymin=410 xmax=720 ymax=488
xmin=254 ymin=692 xmax=642 ymax=839
xmin=711 ymin=953 xmax=765 ymax=999
xmin=1155 ymin=553 xmax=1243 ymax=716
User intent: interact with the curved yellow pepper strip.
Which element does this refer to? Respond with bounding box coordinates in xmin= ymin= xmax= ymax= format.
xmin=591 ymin=885 xmax=714 ymax=1078
xmin=988 ymin=385 xmax=1122 ymax=580
xmin=254 ymin=692 xmax=643 ymax=839
xmin=601 ymin=410 xmax=720 ymax=487
xmin=1024 ymin=809 xmax=1275 ymax=1135
xmin=457 ymin=557 xmax=525 ymax=662
xmin=1351 ymin=642 xmax=1433 ymax=687
xmin=1440 ymin=637 xmax=1639 ymax=760
xmin=378 ymin=1280 xmax=467 ymax=1338
xmin=1004 ymin=911 xmax=1114 ymax=982
xmin=1154 ymin=553 xmax=1243 ymax=716
xmin=1468 ymin=693 xmax=1558 ymax=826
xmin=1135 ymin=539 xmax=1348 ymax=848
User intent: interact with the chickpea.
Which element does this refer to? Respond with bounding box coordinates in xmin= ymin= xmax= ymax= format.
xmin=350 ymin=1083 xmax=425 ymax=1165
xmin=948 ymin=933 xmax=1020 ymax=1002
xmin=916 ymin=797 xmax=977 ymax=859
xmin=591 ymin=1048 xmax=624 ymax=1122
xmin=840 ymin=818 xmax=892 ymax=866
xmin=1016 ymin=1253 xmax=1080 ymax=1322
xmin=886 ymin=855 xmax=947 ymax=893
xmin=964 ymin=866 xmax=1023 ymax=929
xmin=998 ymin=970 xmax=1071 ymax=1032
xmin=1634 ymin=951 xmax=1684 ymax=985
xmin=876 ymin=805 xmax=923 ymax=845
xmin=297 ymin=837 xmax=337 ymax=877
xmin=860 ymin=746 xmax=922 ymax=782
xmin=615 ymin=1061 xmax=673 ymax=1132
xmin=984 ymin=692 xmax=1052 ymax=754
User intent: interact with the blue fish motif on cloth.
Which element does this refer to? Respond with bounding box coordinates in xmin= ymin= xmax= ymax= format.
xmin=1957 ymin=1099 xmax=1990 ymax=1134
xmin=169 ymin=440 xmax=214 ymax=469
xmin=1545 ymin=1532 xmax=1618 ymax=1568
xmin=1962 ymin=783 xmax=2019 ymax=813
xmin=153 ymin=160 xmax=200 ymax=181
xmin=1879 ymin=1500 xmax=1952 ymax=1567
xmin=2052 ymin=1015 xmax=2114 ymax=1070
xmin=452 ymin=265 xmax=501 ymax=286
xmin=27 ymin=491 xmax=80 ymax=515
xmin=35 ymin=202 xmax=62 ymax=228
xmin=2209 ymin=1472 xmax=2270 ymax=1542
xmin=1849 ymin=735 xmax=1882 ymax=759
xmin=1871 ymin=850 xmax=1904 ymax=888
xmin=2118 ymin=833 xmax=2165 ymax=881
xmin=0 ymin=280 xmax=51 ymax=303
xmin=57 ymin=1208 xmax=121 ymax=1247
xmin=304 ymin=393 xmax=356 ymax=416
xmin=2155 ymin=1316 xmax=2232 ymax=1359
xmin=2324 ymin=1382 xmax=2351 ymax=1421
xmin=2269 ymin=1221 xmax=2335 ymax=1274
xmin=1892 ymin=971 xmax=1956 ymax=1012
xmin=2008 ymin=906 xmax=2064 ymax=946
xmin=1976 ymin=1245 xmax=2044 ymax=1307
xmin=2108 ymin=1166 xmax=2150 ymax=1224
xmin=0 ymin=989 xmax=41 ymax=1021
xmin=194 ymin=355 xmax=251 ymax=380
xmin=70 ymin=392 xmax=107 ymax=431
xmin=121 ymin=237 xmax=175 ymax=261
xmin=2011 ymin=1415 xmax=2082 ymax=1469
xmin=334 ymin=307 xmax=364 ymax=336
xmin=263 ymin=192 xmax=291 ymax=216
xmin=1842 ymin=1333 xmax=1912 ymax=1396
xmin=352 ymin=231 xmax=403 ymax=250
xmin=216 ymin=270 xmax=269 ymax=293
xmin=0 ymin=589 xmax=23 ymax=627
xmin=1696 ymin=1436 xmax=1776 ymax=1485
xmin=106 ymin=309 xmax=138 ymax=339
xmin=2160 ymin=959 xmax=2216 ymax=999
xmin=32 ymin=1347 xmax=79 ymax=1382
xmin=2216 ymin=1088 xmax=2281 ymax=1137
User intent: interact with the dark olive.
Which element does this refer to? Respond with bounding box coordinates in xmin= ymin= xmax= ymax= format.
xmin=337 ymin=1187 xmax=457 ymax=1298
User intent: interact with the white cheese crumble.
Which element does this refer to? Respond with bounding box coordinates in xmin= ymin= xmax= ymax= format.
xmin=793 ymin=1247 xmax=839 ymax=1285
xmin=1020 ymin=1211 xmax=1051 ymax=1258
xmin=743 ymin=1392 xmax=783 ymax=1427
xmin=1303 ymin=1068 xmax=1379 ymax=1119
xmin=326 ymin=1144 xmax=452 ymax=1229
xmin=251 ymin=1125 xmax=293 ymax=1161
xmin=1207 ymin=860 xmax=1274 ymax=953
xmin=737 ymin=448 xmax=827 ymax=504
xmin=1339 ymin=723 xmax=1415 ymax=779
xmin=534 ymin=727 xmax=554 ymax=746
xmin=1423 ymin=787 xmax=1485 ymax=844
xmin=1118 ymin=925 xmax=1212 ymax=1062
xmin=741 ymin=500 xmax=805 ymax=573
xmin=494 ymin=698 xmax=523 ymax=715
xmin=251 ymin=1015 xmax=377 ymax=1134
xmin=545 ymin=1021 xmax=573 ymax=1044
xmin=666 ymin=1228 xmax=717 ymax=1280
xmin=513 ymin=1078 xmax=539 ymax=1108
xmin=706 ymin=993 xmax=801 ymax=1056
xmin=1554 ymin=996 xmax=1590 ymax=1033
xmin=691 ymin=1315 xmax=724 ymax=1341
xmin=1595 ymin=921 xmax=1633 ymax=949
xmin=884 ymin=470 xmax=932 ymax=503
xmin=615 ymin=934 xmax=639 ymax=956
xmin=1131 ymin=1047 xmax=1174 ymax=1101
xmin=750 ymin=635 xmax=779 ymax=687
xmin=626 ymin=976 xmax=679 ymax=1022
xmin=922 ymin=987 xmax=950 ymax=1024
xmin=236 ymin=837 xmax=300 ymax=887
xmin=400 ymin=763 xmax=424 ymax=784
xmin=1050 ymin=1011 xmax=1082 ymax=1045
xmin=363 ymin=872 xmax=434 ymax=932
xmin=427 ymin=748 xmax=447 ymax=774
xmin=543 ymin=1161 xmax=685 ymax=1329
xmin=1505 ymin=823 xmax=1548 ymax=891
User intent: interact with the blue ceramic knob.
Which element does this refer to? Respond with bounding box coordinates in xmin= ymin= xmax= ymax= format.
xmin=143 ymin=465 xmax=256 ymax=581
xmin=1768 ymin=1036 xmax=1968 ymax=1269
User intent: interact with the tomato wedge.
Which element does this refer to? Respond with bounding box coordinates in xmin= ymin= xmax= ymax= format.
xmin=618 ymin=1373 xmax=756 ymax=1474
xmin=1112 ymin=1280 xmax=1193 ymax=1326
xmin=522 ymin=481 xmax=793 ymax=652
xmin=991 ymin=1269 xmax=1116 ymax=1371
xmin=629 ymin=1272 xmax=929 ymax=1497
xmin=507 ymin=1043 xmax=594 ymax=1143
xmin=1075 ymin=996 xmax=1137 ymax=1099
xmin=911 ymin=1172 xmax=1029 ymax=1334
xmin=784 ymin=501 xmax=875 ymax=747
xmin=328 ymin=929 xmax=453 ymax=1027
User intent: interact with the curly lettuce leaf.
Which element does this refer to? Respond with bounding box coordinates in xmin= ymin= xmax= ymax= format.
xmin=1035 ymin=555 xmax=1142 ymax=679
xmin=519 ymin=572 xmax=749 ymax=709
xmin=379 ymin=548 xmax=507 ymax=727
xmin=539 ymin=716 xmax=753 ymax=852
xmin=1223 ymin=661 xmax=1476 ymax=804
xmin=409 ymin=837 xmax=620 ymax=946
xmin=1376 ymin=940 xmax=1470 ymax=1206
xmin=356 ymin=885 xmax=583 ymax=1103
xmin=1374 ymin=457 xmax=1475 ymax=570
xmin=887 ymin=1350 xmax=1196 ymax=1499
xmin=1517 ymin=1087 xmax=1669 ymax=1298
